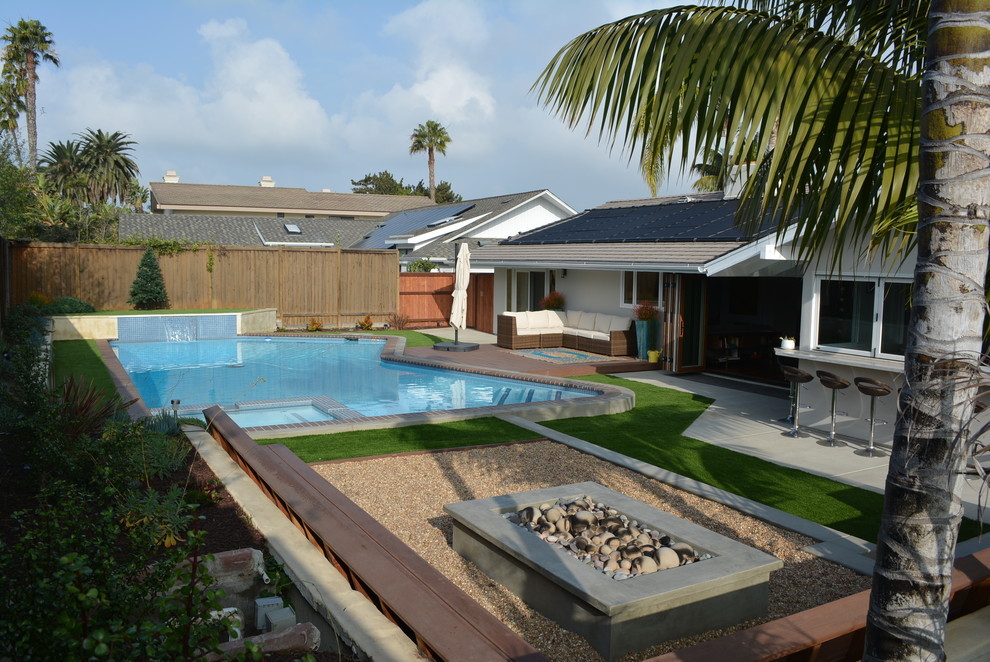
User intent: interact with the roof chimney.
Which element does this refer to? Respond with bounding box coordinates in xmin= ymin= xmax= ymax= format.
xmin=259 ymin=176 xmax=275 ymax=188
xmin=163 ymin=170 xmax=180 ymax=183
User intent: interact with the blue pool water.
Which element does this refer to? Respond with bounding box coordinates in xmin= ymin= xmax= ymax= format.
xmin=111 ymin=337 xmax=595 ymax=425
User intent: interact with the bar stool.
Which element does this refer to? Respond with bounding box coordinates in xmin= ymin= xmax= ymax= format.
xmin=854 ymin=377 xmax=893 ymax=457
xmin=816 ymin=370 xmax=850 ymax=447
xmin=781 ymin=365 xmax=814 ymax=437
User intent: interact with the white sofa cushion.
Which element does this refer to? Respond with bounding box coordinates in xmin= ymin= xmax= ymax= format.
xmin=528 ymin=309 xmax=564 ymax=330
xmin=546 ymin=310 xmax=567 ymax=327
xmin=571 ymin=328 xmax=610 ymax=340
xmin=593 ymin=313 xmax=631 ymax=333
xmin=502 ymin=311 xmax=524 ymax=329
xmin=573 ymin=311 xmax=596 ymax=331
xmin=610 ymin=315 xmax=632 ymax=332
xmin=594 ymin=314 xmax=615 ymax=334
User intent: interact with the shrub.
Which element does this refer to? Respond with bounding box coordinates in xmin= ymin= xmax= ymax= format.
xmin=42 ymin=295 xmax=96 ymax=315
xmin=407 ymin=258 xmax=438 ymax=272
xmin=387 ymin=312 xmax=410 ymax=330
xmin=307 ymin=317 xmax=323 ymax=332
xmin=357 ymin=314 xmax=374 ymax=330
xmin=633 ymin=300 xmax=659 ymax=321
xmin=539 ymin=290 xmax=565 ymax=310
xmin=128 ymin=248 xmax=170 ymax=310
xmin=0 ymin=488 xmax=232 ymax=660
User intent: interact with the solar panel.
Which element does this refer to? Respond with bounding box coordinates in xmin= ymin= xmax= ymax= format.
xmin=353 ymin=203 xmax=475 ymax=248
xmin=504 ymin=199 xmax=773 ymax=245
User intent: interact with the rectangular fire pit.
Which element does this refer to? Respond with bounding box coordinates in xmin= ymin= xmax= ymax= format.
xmin=444 ymin=482 xmax=783 ymax=661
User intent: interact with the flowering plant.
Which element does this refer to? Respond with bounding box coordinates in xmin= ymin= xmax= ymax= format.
xmin=198 ymin=479 xmax=223 ymax=504
xmin=633 ymin=300 xmax=659 ymax=321
xmin=539 ymin=290 xmax=566 ymax=310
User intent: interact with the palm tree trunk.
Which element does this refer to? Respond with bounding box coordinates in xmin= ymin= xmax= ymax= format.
xmin=25 ymin=50 xmax=36 ymax=171
xmin=863 ymin=4 xmax=990 ymax=660
xmin=428 ymin=146 xmax=436 ymax=202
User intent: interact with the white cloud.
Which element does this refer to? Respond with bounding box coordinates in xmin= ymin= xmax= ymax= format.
xmin=41 ymin=17 xmax=333 ymax=183
xmin=378 ymin=0 xmax=495 ymax=124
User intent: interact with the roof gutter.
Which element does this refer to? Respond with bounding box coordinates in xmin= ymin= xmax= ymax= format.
xmin=470 ymin=258 xmax=704 ymax=273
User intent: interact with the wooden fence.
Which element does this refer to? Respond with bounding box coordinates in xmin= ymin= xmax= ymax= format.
xmin=397 ymin=272 xmax=494 ymax=332
xmin=399 ymin=272 xmax=454 ymax=327
xmin=8 ymin=242 xmax=399 ymax=329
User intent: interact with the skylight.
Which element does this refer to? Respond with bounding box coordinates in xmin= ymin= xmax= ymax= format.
xmin=284 ymin=224 xmax=301 ymax=234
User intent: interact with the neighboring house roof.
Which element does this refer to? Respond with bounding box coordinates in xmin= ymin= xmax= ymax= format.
xmin=118 ymin=213 xmax=382 ymax=247
xmin=354 ymin=202 xmax=477 ymax=250
xmin=355 ymin=190 xmax=576 ymax=265
xmin=472 ymin=192 xmax=790 ymax=275
xmin=149 ymin=182 xmax=433 ymax=217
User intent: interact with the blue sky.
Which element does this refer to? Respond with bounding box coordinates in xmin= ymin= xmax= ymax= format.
xmin=3 ymin=1 xmax=690 ymax=211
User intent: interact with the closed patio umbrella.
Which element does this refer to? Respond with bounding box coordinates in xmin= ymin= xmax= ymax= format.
xmin=449 ymin=243 xmax=470 ymax=342
xmin=433 ymin=242 xmax=478 ymax=351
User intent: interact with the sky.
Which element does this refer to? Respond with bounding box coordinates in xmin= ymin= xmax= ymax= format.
xmin=3 ymin=0 xmax=692 ymax=212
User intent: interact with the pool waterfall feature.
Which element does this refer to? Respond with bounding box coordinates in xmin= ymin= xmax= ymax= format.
xmin=101 ymin=315 xmax=634 ymax=433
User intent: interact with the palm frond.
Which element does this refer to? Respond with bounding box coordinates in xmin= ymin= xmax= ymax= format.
xmin=533 ymin=6 xmax=920 ymax=264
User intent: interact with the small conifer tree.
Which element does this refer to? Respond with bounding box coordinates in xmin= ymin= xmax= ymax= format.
xmin=128 ymin=248 xmax=170 ymax=310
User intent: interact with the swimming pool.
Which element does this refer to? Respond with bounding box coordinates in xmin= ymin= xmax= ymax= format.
xmin=111 ymin=336 xmax=597 ymax=427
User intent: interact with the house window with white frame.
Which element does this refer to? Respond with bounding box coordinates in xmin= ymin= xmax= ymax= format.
xmin=817 ymin=278 xmax=911 ymax=357
xmin=622 ymin=271 xmax=660 ymax=307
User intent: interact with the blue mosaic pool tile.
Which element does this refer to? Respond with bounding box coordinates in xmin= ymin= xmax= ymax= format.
xmin=117 ymin=314 xmax=236 ymax=341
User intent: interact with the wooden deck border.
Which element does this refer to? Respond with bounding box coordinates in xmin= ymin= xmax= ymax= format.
xmin=645 ymin=546 xmax=990 ymax=661
xmin=205 ymin=406 xmax=548 ymax=662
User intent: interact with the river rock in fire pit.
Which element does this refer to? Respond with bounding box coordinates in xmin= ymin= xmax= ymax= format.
xmin=506 ymin=495 xmax=708 ymax=581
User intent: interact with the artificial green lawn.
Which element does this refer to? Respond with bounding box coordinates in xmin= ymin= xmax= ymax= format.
xmin=257 ymin=418 xmax=536 ymax=462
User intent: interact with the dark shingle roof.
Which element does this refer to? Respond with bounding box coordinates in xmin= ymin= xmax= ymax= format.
xmin=149 ymin=182 xmax=433 ymax=215
xmin=118 ymin=214 xmax=382 ymax=247
xmin=503 ymin=193 xmax=771 ymax=245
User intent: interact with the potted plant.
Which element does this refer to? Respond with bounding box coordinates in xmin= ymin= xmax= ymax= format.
xmin=632 ymin=301 xmax=659 ymax=360
xmin=780 ymin=336 xmax=796 ymax=350
xmin=539 ymin=290 xmax=565 ymax=310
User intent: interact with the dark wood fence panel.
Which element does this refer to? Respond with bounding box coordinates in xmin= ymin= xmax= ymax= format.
xmin=399 ymin=273 xmax=454 ymax=327
xmin=9 ymin=242 xmax=398 ymax=328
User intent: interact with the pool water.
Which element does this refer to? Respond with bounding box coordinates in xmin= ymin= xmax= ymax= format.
xmin=111 ymin=337 xmax=595 ymax=425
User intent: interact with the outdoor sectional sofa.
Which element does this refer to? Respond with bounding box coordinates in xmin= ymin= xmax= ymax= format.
xmin=496 ymin=310 xmax=635 ymax=356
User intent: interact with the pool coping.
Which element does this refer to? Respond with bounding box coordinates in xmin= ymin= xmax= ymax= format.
xmin=97 ymin=333 xmax=635 ymax=436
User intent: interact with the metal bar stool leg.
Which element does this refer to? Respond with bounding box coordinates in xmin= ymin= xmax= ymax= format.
xmin=854 ymin=377 xmax=892 ymax=458
xmin=816 ymin=370 xmax=850 ymax=448
xmin=781 ymin=365 xmax=813 ymax=438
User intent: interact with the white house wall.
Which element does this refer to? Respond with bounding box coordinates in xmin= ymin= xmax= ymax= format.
xmin=469 ymin=198 xmax=564 ymax=240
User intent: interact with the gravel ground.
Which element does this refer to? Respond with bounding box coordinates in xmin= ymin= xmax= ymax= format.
xmin=311 ymin=440 xmax=871 ymax=662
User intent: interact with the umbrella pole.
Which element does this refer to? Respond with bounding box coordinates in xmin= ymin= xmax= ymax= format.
xmin=454 ymin=327 xmax=460 ymax=344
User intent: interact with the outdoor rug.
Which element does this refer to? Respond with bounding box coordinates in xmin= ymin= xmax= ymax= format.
xmin=510 ymin=348 xmax=622 ymax=364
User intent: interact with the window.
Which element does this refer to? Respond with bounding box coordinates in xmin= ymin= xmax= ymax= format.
xmin=817 ymin=278 xmax=910 ymax=356
xmin=514 ymin=271 xmax=547 ymax=310
xmin=622 ymin=271 xmax=660 ymax=306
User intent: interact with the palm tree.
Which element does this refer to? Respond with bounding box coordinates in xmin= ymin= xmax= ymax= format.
xmin=2 ymin=19 xmax=59 ymax=171
xmin=533 ymin=3 xmax=988 ymax=660
xmin=0 ymin=79 xmax=24 ymax=166
xmin=409 ymin=120 xmax=451 ymax=202
xmin=39 ymin=139 xmax=85 ymax=203
xmin=77 ymin=129 xmax=139 ymax=206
